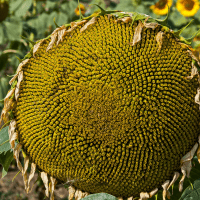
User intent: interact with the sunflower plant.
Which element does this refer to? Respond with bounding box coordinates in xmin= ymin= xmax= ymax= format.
xmin=1 ymin=1 xmax=200 ymax=200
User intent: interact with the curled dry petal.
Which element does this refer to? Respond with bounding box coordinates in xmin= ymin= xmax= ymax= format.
xmin=33 ymin=39 xmax=45 ymax=58
xmin=56 ymin=26 xmax=67 ymax=46
xmin=156 ymin=31 xmax=164 ymax=52
xmin=149 ymin=188 xmax=158 ymax=198
xmin=182 ymin=160 xmax=192 ymax=178
xmin=0 ymin=88 xmax=15 ymax=127
xmin=187 ymin=62 xmax=198 ymax=79
xmin=179 ymin=167 xmax=186 ymax=192
xmin=139 ymin=192 xmax=149 ymax=200
xmin=15 ymin=71 xmax=23 ymax=101
xmin=9 ymin=59 xmax=29 ymax=85
xmin=27 ymin=163 xmax=36 ymax=193
xmin=187 ymin=50 xmax=200 ymax=66
xmin=130 ymin=21 xmax=144 ymax=46
xmin=50 ymin=177 xmax=56 ymax=200
xmin=14 ymin=143 xmax=23 ymax=172
xmin=181 ymin=143 xmax=198 ymax=164
xmin=80 ymin=17 xmax=97 ymax=33
xmin=46 ymin=30 xmax=58 ymax=52
xmin=118 ymin=197 xmax=123 ymax=200
xmin=197 ymin=145 xmax=200 ymax=164
xmin=8 ymin=119 xmax=16 ymax=139
xmin=162 ymin=180 xmax=170 ymax=200
xmin=127 ymin=197 xmax=134 ymax=200
xmin=68 ymin=186 xmax=76 ymax=200
xmin=115 ymin=17 xmax=132 ymax=23
xmin=10 ymin=132 xmax=18 ymax=149
xmin=195 ymin=88 xmax=200 ymax=105
xmin=71 ymin=20 xmax=87 ymax=28
xmin=144 ymin=17 xmax=158 ymax=29
xmin=41 ymin=172 xmax=49 ymax=197
xmin=23 ymin=156 xmax=29 ymax=191
xmin=75 ymin=189 xmax=84 ymax=200
xmin=167 ymin=172 xmax=180 ymax=194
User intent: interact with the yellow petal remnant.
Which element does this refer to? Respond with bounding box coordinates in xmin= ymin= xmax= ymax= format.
xmin=80 ymin=17 xmax=97 ymax=33
xmin=75 ymin=3 xmax=86 ymax=16
xmin=150 ymin=0 xmax=173 ymax=15
xmin=33 ymin=39 xmax=45 ymax=58
xmin=50 ymin=177 xmax=56 ymax=200
xmin=14 ymin=143 xmax=23 ymax=172
xmin=176 ymin=0 xmax=200 ymax=17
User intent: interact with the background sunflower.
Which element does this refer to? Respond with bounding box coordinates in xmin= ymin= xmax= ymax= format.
xmin=176 ymin=0 xmax=200 ymax=17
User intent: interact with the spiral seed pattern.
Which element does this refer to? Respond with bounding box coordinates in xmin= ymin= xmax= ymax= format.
xmin=14 ymin=15 xmax=200 ymax=198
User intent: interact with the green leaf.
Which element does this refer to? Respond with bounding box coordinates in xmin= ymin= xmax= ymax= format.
xmin=3 ymin=21 xmax=23 ymax=41
xmin=0 ymin=126 xmax=10 ymax=153
xmin=12 ymin=0 xmax=33 ymax=17
xmin=0 ymin=24 xmax=4 ymax=44
xmin=81 ymin=193 xmax=118 ymax=200
xmin=179 ymin=179 xmax=200 ymax=200
xmin=0 ymin=150 xmax=14 ymax=178
xmin=27 ymin=12 xmax=50 ymax=38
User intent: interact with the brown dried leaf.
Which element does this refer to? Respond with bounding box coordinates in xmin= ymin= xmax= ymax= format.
xmin=130 ymin=21 xmax=144 ymax=46
xmin=80 ymin=17 xmax=97 ymax=33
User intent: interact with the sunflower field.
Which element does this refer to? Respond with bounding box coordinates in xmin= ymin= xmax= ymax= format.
xmin=0 ymin=0 xmax=200 ymax=200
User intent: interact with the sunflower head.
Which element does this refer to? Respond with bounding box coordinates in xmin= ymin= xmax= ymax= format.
xmin=1 ymin=7 xmax=200 ymax=200
xmin=176 ymin=0 xmax=200 ymax=17
xmin=150 ymin=0 xmax=173 ymax=15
